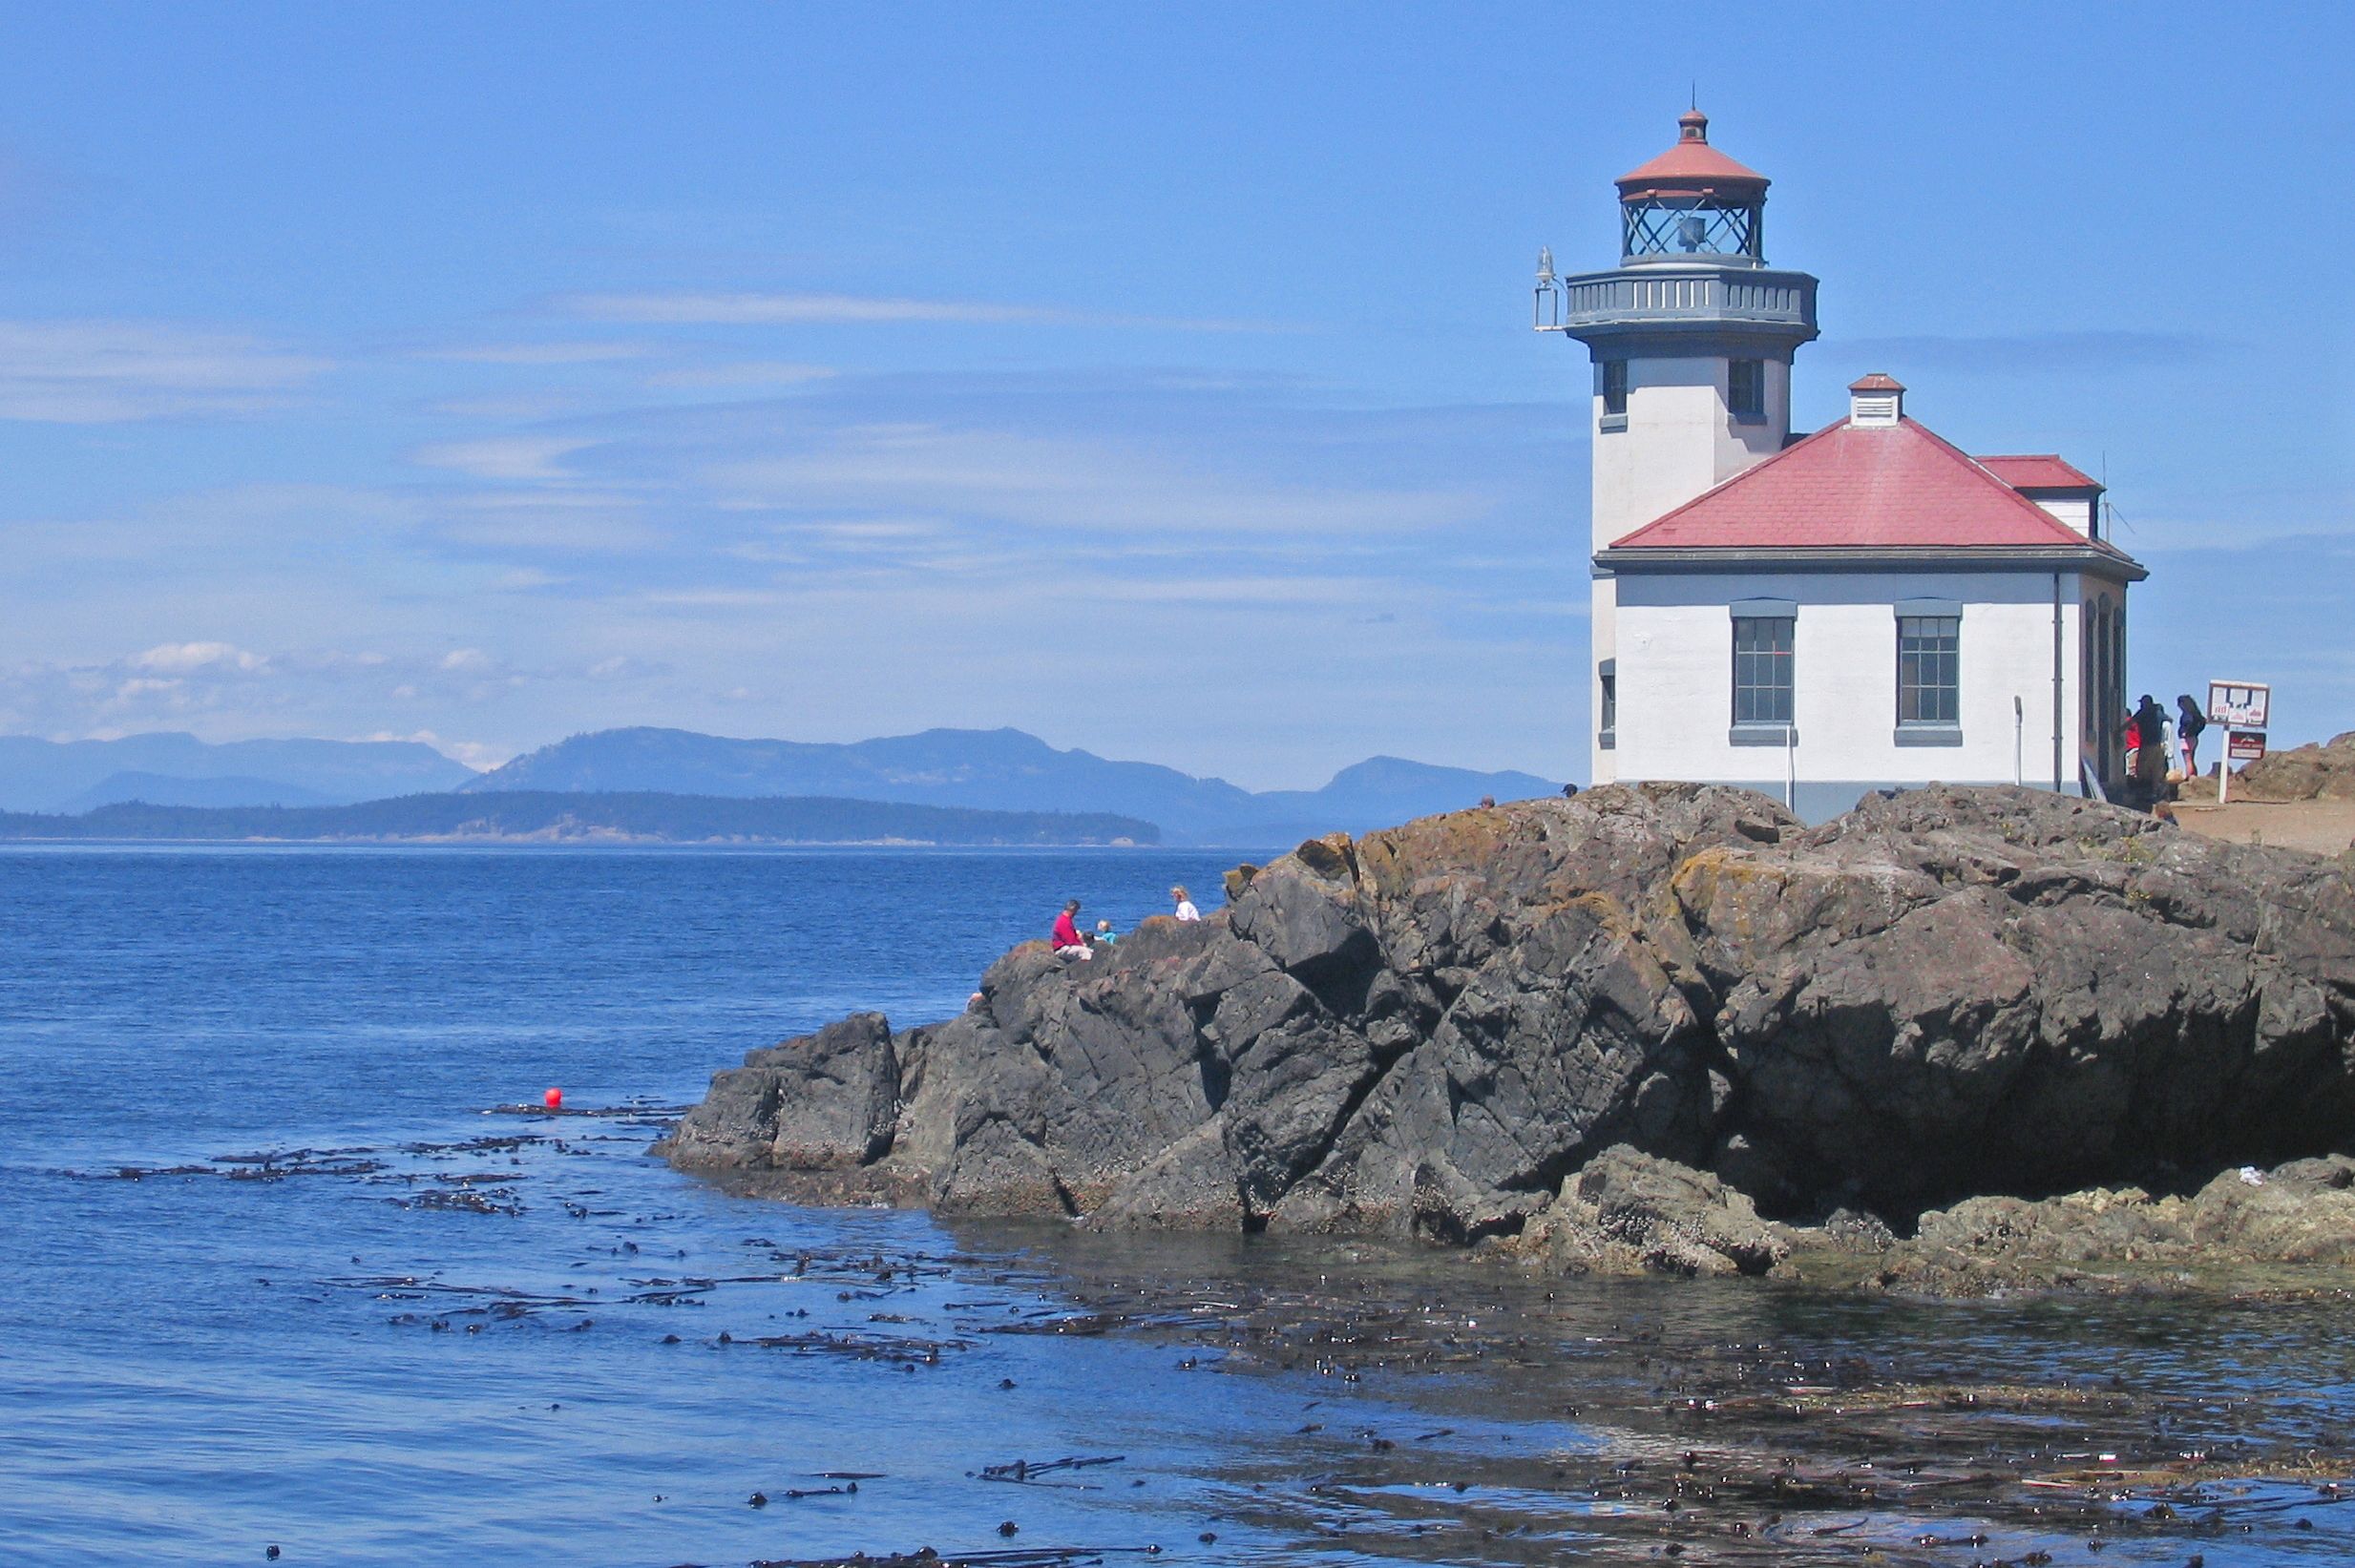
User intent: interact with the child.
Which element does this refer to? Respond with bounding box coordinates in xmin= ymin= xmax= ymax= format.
xmin=1093 ymin=919 xmax=1118 ymax=947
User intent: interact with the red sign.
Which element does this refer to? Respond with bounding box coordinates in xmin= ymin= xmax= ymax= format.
xmin=2228 ymin=731 xmax=2267 ymax=763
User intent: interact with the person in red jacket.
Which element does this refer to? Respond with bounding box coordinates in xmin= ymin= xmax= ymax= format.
xmin=1051 ymin=899 xmax=1092 ymax=958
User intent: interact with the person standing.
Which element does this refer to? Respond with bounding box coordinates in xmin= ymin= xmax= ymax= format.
xmin=2133 ymin=694 xmax=2170 ymax=803
xmin=2176 ymin=694 xmax=2208 ymax=777
xmin=1169 ymin=886 xmax=1201 ymax=923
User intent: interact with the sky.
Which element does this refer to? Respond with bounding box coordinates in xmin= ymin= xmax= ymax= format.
xmin=0 ymin=2 xmax=2347 ymax=787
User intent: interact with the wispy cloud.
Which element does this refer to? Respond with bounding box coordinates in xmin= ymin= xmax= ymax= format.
xmin=418 ymin=341 xmax=658 ymax=365
xmin=1825 ymin=329 xmax=2213 ymax=375
xmin=563 ymin=289 xmax=1287 ymax=333
xmin=411 ymin=436 xmax=596 ymax=481
xmin=644 ymin=360 xmax=836 ymax=389
xmin=0 ymin=320 xmax=329 ymax=422
xmin=707 ymin=422 xmax=1479 ymax=537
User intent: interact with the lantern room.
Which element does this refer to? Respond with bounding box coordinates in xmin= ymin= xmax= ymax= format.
xmin=1615 ymin=109 xmax=1768 ymax=265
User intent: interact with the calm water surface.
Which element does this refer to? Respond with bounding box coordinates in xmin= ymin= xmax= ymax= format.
xmin=3 ymin=847 xmax=2351 ymax=1566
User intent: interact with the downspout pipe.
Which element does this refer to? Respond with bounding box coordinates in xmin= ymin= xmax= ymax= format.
xmin=2051 ymin=573 xmax=2065 ymax=793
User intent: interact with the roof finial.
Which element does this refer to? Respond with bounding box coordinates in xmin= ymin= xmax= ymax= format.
xmin=1690 ymin=80 xmax=1697 ymax=112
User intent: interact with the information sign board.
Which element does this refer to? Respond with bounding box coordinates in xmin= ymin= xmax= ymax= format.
xmin=2209 ymin=680 xmax=2271 ymax=729
xmin=2227 ymin=731 xmax=2267 ymax=763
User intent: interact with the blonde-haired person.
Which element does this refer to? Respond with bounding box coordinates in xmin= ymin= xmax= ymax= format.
xmin=1170 ymin=886 xmax=1201 ymax=923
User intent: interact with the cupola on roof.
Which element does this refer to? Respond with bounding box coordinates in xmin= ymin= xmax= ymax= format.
xmin=1615 ymin=110 xmax=1770 ymax=200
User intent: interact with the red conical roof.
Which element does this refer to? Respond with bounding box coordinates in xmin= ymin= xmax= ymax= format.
xmin=1615 ymin=109 xmax=1769 ymax=199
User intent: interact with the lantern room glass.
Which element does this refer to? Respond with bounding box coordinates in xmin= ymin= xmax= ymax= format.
xmin=1622 ymin=196 xmax=1761 ymax=261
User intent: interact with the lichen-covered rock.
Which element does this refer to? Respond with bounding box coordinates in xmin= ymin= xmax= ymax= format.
xmin=1504 ymin=1144 xmax=1793 ymax=1278
xmin=1855 ymin=1154 xmax=2355 ymax=1296
xmin=662 ymin=784 xmax=2355 ymax=1254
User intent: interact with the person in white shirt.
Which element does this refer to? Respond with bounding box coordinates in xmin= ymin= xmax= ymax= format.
xmin=1170 ymin=885 xmax=1201 ymax=923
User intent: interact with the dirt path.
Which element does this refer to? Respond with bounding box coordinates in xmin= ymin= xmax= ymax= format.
xmin=2173 ymin=796 xmax=2355 ymax=856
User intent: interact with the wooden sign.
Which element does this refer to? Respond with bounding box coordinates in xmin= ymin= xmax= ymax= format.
xmin=2227 ymin=730 xmax=2266 ymax=763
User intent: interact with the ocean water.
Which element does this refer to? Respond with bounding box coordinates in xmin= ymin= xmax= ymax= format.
xmin=4 ymin=846 xmax=2353 ymax=1567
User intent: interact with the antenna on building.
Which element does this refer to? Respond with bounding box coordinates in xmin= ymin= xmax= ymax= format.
xmin=1533 ymin=246 xmax=1562 ymax=330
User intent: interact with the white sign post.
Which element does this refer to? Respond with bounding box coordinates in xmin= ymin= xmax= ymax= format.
xmin=2207 ymin=679 xmax=2272 ymax=805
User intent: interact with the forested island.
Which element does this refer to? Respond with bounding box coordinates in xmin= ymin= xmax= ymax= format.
xmin=0 ymin=790 xmax=1159 ymax=846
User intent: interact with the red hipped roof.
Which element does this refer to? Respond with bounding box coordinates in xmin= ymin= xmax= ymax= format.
xmin=1974 ymin=454 xmax=2101 ymax=491
xmin=1608 ymin=416 xmax=2121 ymax=553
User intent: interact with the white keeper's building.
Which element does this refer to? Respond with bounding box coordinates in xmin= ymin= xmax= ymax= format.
xmin=1540 ymin=111 xmax=2145 ymax=820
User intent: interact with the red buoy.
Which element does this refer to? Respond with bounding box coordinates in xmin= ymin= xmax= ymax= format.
xmin=544 ymin=1087 xmax=563 ymax=1110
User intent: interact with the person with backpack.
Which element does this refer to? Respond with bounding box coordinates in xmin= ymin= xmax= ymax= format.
xmin=2176 ymin=693 xmax=2208 ymax=777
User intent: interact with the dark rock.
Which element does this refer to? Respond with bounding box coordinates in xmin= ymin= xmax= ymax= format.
xmin=660 ymin=1012 xmax=897 ymax=1171
xmin=663 ymin=784 xmax=2355 ymax=1261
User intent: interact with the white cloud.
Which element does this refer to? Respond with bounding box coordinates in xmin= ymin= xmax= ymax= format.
xmin=411 ymin=436 xmax=594 ymax=481
xmin=0 ymin=319 xmax=329 ymax=422
xmin=133 ymin=641 xmax=269 ymax=674
xmin=361 ymin=729 xmax=504 ymax=770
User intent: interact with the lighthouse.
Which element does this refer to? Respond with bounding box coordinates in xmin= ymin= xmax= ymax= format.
xmin=1537 ymin=112 xmax=2145 ymax=817
xmin=1538 ymin=110 xmax=1820 ymax=783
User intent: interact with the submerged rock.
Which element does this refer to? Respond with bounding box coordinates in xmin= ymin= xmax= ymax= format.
xmin=661 ymin=783 xmax=2355 ymax=1286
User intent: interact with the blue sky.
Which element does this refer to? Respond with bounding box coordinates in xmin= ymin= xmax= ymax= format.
xmin=0 ymin=2 xmax=2345 ymax=785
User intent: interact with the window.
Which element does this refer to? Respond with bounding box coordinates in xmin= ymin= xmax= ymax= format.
xmin=1732 ymin=617 xmax=1794 ymax=726
xmin=1897 ymin=616 xmax=1960 ymax=725
xmin=1601 ymin=360 xmax=1628 ymax=417
xmin=1728 ymin=359 xmax=1765 ymax=421
xmin=1598 ymin=659 xmax=1616 ymax=747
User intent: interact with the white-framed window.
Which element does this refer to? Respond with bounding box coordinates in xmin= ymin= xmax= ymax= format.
xmin=1732 ymin=617 xmax=1795 ymax=725
xmin=1598 ymin=659 xmax=1617 ymax=746
xmin=1897 ymin=616 xmax=1961 ymax=726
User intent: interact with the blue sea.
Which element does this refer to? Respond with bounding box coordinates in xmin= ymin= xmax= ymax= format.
xmin=5 ymin=846 xmax=2353 ymax=1566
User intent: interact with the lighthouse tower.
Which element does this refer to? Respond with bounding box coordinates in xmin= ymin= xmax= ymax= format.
xmin=1537 ymin=111 xmax=1819 ymax=782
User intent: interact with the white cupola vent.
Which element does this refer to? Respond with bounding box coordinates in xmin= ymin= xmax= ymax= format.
xmin=1849 ymin=372 xmax=1905 ymax=428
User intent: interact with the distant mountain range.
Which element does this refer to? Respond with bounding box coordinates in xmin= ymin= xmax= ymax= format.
xmin=0 ymin=792 xmax=1156 ymax=847
xmin=462 ymin=727 xmax=1559 ymax=845
xmin=0 ymin=725 xmax=1559 ymax=845
xmin=0 ymin=734 xmax=474 ymax=813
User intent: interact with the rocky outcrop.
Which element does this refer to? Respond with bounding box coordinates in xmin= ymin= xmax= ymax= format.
xmin=661 ymin=783 xmax=2355 ymax=1272
xmin=2240 ymin=730 xmax=2355 ymax=802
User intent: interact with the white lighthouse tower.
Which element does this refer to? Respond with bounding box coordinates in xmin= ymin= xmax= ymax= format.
xmin=1536 ymin=110 xmax=1819 ymax=782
